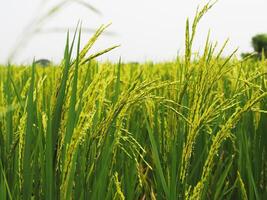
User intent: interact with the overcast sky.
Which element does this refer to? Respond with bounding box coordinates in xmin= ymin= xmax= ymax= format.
xmin=0 ymin=0 xmax=267 ymax=64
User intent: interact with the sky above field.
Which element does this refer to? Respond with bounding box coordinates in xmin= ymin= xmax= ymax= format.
xmin=0 ymin=0 xmax=267 ymax=64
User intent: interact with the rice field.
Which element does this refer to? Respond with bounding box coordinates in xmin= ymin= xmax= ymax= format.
xmin=0 ymin=3 xmax=267 ymax=200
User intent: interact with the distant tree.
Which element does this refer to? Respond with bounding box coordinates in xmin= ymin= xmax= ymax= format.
xmin=252 ymin=34 xmax=267 ymax=58
xmin=252 ymin=34 xmax=267 ymax=53
xmin=34 ymin=59 xmax=52 ymax=67
xmin=241 ymin=34 xmax=267 ymax=60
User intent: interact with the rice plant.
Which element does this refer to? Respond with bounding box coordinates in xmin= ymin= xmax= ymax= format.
xmin=0 ymin=1 xmax=266 ymax=199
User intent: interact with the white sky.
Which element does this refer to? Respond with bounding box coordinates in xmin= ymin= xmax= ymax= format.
xmin=0 ymin=0 xmax=267 ymax=64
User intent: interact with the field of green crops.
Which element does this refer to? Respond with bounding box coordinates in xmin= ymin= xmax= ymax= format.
xmin=0 ymin=3 xmax=267 ymax=200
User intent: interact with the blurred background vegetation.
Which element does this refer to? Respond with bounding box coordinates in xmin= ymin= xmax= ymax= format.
xmin=8 ymin=0 xmax=103 ymax=63
xmin=241 ymin=34 xmax=267 ymax=60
